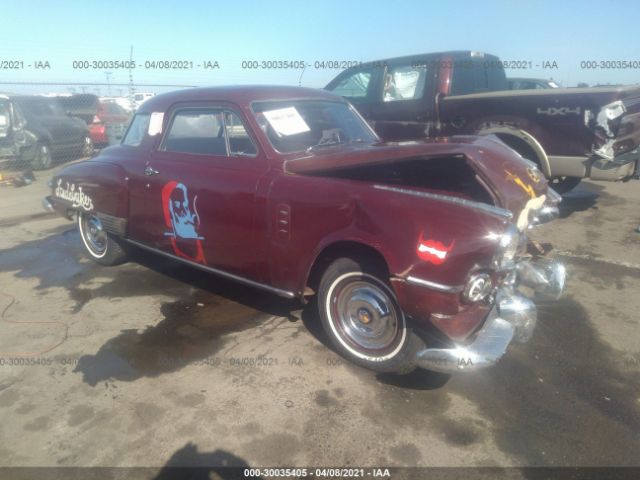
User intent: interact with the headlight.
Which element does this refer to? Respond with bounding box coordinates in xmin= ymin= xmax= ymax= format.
xmin=463 ymin=273 xmax=493 ymax=303
xmin=494 ymin=224 xmax=521 ymax=270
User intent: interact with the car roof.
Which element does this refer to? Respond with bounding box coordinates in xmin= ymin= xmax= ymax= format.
xmin=138 ymin=85 xmax=344 ymax=113
xmin=342 ymin=50 xmax=500 ymax=66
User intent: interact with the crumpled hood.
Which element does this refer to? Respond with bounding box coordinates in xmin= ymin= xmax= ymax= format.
xmin=283 ymin=135 xmax=550 ymax=219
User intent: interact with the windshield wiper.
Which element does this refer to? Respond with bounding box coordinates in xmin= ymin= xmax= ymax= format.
xmin=305 ymin=141 xmax=342 ymax=153
xmin=305 ymin=138 xmax=371 ymax=153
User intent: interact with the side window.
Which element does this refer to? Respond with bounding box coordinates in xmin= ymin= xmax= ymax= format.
xmin=122 ymin=113 xmax=150 ymax=147
xmin=329 ymin=69 xmax=374 ymax=98
xmin=224 ymin=111 xmax=257 ymax=156
xmin=383 ymin=64 xmax=427 ymax=102
xmin=163 ymin=109 xmax=227 ymax=155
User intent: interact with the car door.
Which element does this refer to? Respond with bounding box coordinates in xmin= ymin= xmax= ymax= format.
xmin=128 ymin=104 xmax=268 ymax=280
xmin=367 ymin=60 xmax=434 ymax=140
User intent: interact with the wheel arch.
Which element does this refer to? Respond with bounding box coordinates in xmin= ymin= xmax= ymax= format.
xmin=304 ymin=240 xmax=391 ymax=298
xmin=477 ymin=125 xmax=552 ymax=178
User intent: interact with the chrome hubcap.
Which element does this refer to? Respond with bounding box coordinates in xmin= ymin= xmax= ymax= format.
xmin=333 ymin=279 xmax=399 ymax=351
xmin=81 ymin=214 xmax=106 ymax=254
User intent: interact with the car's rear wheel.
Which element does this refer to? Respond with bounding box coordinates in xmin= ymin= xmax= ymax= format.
xmin=31 ymin=143 xmax=52 ymax=170
xmin=318 ymin=257 xmax=423 ymax=374
xmin=78 ymin=212 xmax=128 ymax=265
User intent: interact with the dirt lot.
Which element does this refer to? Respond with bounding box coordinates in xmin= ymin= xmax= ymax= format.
xmin=0 ymin=165 xmax=639 ymax=476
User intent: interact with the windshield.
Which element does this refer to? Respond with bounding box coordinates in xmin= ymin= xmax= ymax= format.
xmin=252 ymin=99 xmax=378 ymax=153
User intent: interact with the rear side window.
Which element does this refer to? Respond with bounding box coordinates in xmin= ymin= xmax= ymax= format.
xmin=451 ymin=58 xmax=508 ymax=95
xmin=383 ymin=64 xmax=427 ymax=102
xmin=329 ymin=69 xmax=374 ymax=98
xmin=122 ymin=113 xmax=150 ymax=146
xmin=163 ymin=109 xmax=226 ymax=155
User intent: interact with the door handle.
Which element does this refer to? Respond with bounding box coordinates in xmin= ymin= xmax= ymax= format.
xmin=144 ymin=166 xmax=159 ymax=176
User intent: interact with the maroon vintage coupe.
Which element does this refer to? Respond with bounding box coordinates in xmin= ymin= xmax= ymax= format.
xmin=43 ymin=86 xmax=566 ymax=374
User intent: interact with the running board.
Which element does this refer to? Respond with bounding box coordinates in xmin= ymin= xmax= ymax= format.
xmin=125 ymin=239 xmax=297 ymax=299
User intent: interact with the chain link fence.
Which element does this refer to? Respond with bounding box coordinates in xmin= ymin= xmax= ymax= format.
xmin=0 ymin=83 xmax=194 ymax=186
xmin=0 ymin=92 xmax=124 ymax=185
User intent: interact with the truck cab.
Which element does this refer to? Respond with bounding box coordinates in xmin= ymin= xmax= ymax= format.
xmin=326 ymin=51 xmax=640 ymax=193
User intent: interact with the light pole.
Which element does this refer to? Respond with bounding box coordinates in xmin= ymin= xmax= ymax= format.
xmin=105 ymin=71 xmax=113 ymax=97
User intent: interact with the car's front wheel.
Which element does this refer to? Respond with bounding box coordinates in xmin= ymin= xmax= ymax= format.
xmin=78 ymin=212 xmax=128 ymax=265
xmin=318 ymin=257 xmax=423 ymax=374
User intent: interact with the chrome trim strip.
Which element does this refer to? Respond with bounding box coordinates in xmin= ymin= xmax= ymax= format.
xmin=373 ymin=184 xmax=513 ymax=220
xmin=95 ymin=212 xmax=127 ymax=237
xmin=404 ymin=275 xmax=464 ymax=294
xmin=125 ymin=239 xmax=297 ymax=299
xmin=41 ymin=197 xmax=55 ymax=213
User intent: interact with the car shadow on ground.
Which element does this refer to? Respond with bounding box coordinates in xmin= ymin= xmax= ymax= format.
xmin=73 ymin=246 xmax=304 ymax=386
xmin=557 ymin=184 xmax=600 ymax=219
xmin=152 ymin=442 xmax=259 ymax=479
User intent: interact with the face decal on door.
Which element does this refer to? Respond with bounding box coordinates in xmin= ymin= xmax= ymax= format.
xmin=417 ymin=232 xmax=455 ymax=265
xmin=162 ymin=181 xmax=206 ymax=264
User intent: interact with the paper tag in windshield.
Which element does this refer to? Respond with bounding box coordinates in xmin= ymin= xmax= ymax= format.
xmin=262 ymin=107 xmax=310 ymax=136
xmin=148 ymin=112 xmax=164 ymax=136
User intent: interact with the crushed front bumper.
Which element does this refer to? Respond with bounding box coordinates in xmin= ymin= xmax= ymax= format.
xmin=415 ymin=257 xmax=566 ymax=373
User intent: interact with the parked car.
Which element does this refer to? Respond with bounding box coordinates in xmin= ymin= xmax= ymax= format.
xmin=43 ymin=86 xmax=566 ymax=374
xmin=57 ymin=93 xmax=100 ymax=124
xmin=101 ymin=96 xmax=135 ymax=113
xmin=1 ymin=95 xmax=93 ymax=170
xmin=508 ymin=78 xmax=560 ymax=90
xmin=0 ymin=94 xmax=36 ymax=171
xmin=132 ymin=92 xmax=155 ymax=110
xmin=326 ymin=51 xmax=640 ymax=193
xmin=88 ymin=100 xmax=132 ymax=147
xmin=57 ymin=94 xmax=132 ymax=147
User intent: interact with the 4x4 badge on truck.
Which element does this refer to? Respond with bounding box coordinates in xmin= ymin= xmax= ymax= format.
xmin=536 ymin=106 xmax=581 ymax=116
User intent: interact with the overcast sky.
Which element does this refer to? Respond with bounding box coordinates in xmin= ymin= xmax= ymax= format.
xmin=2 ymin=0 xmax=639 ymax=94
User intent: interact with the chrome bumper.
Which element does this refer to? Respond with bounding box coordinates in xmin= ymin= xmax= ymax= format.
xmin=415 ymin=258 xmax=566 ymax=373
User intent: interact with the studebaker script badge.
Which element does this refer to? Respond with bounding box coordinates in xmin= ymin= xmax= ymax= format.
xmin=55 ymin=179 xmax=94 ymax=211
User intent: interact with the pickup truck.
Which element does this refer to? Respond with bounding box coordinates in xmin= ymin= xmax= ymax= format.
xmin=326 ymin=51 xmax=640 ymax=193
xmin=43 ymin=86 xmax=565 ymax=374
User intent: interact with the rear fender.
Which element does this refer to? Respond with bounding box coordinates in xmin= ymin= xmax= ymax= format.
xmin=476 ymin=124 xmax=552 ymax=178
xmin=50 ymin=161 xmax=129 ymax=236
